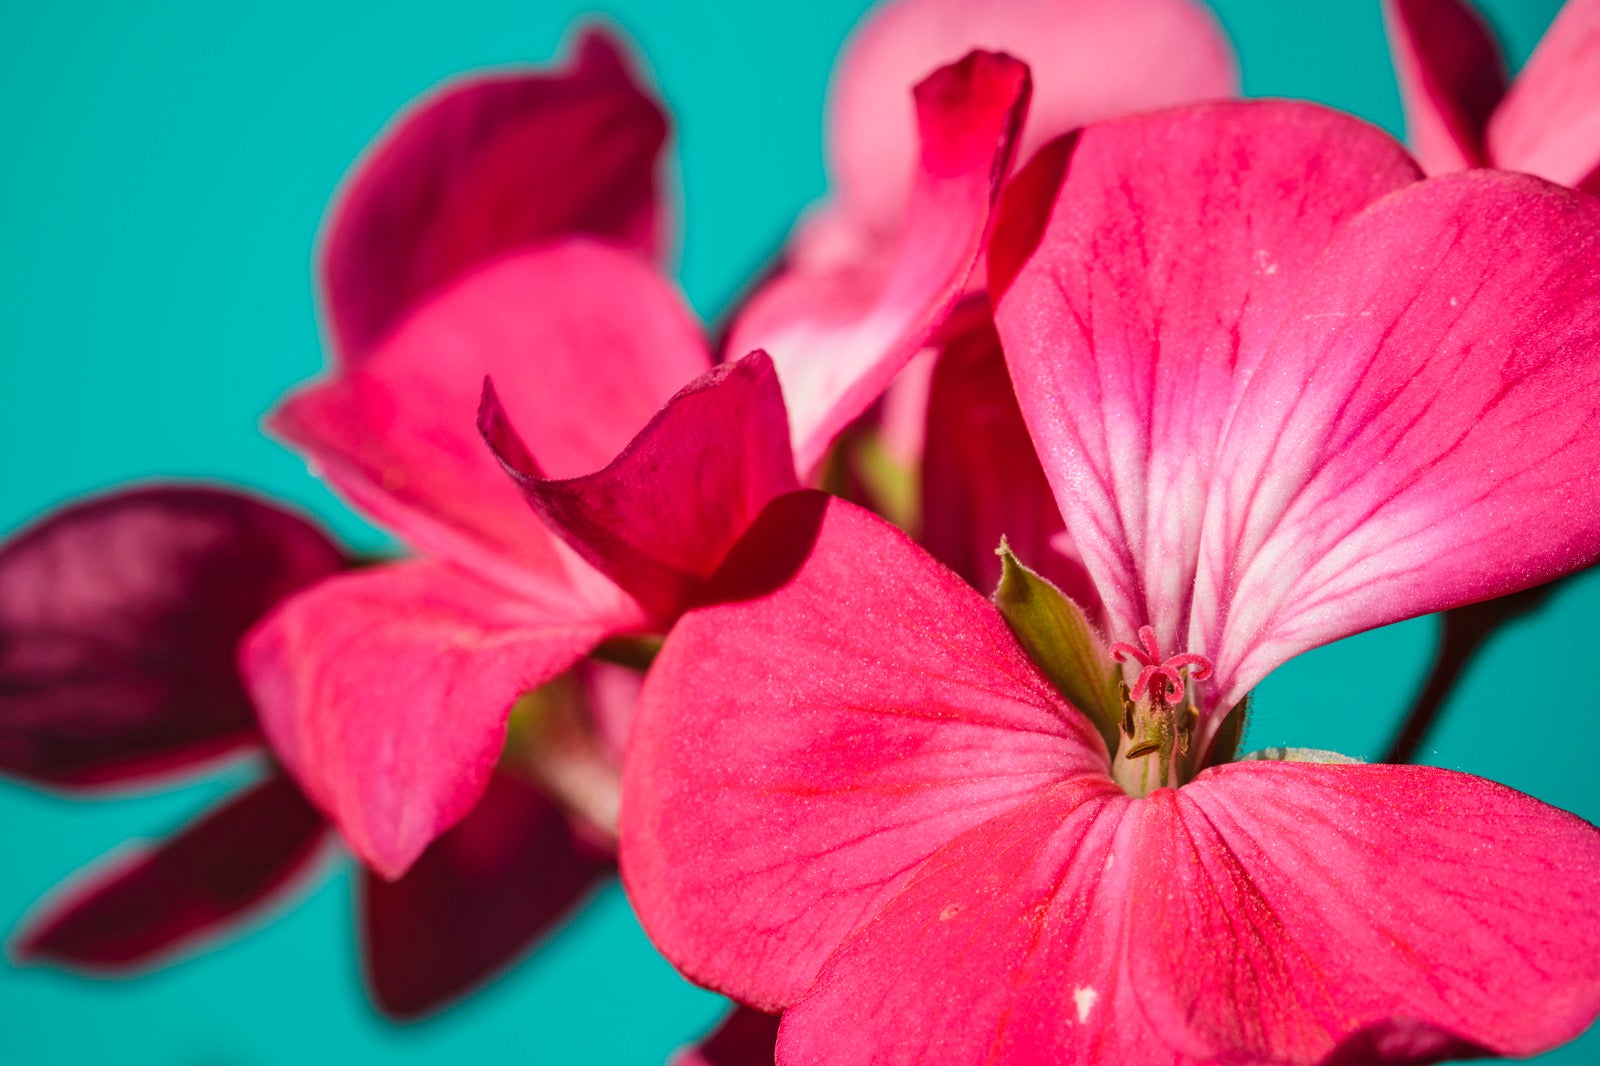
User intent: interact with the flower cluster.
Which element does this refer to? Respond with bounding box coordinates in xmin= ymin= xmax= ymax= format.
xmin=5 ymin=0 xmax=1600 ymax=1061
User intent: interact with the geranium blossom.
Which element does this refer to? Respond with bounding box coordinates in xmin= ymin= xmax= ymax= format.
xmin=620 ymin=100 xmax=1600 ymax=1062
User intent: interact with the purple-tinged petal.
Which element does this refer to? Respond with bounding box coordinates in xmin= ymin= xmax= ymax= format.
xmin=621 ymin=493 xmax=1104 ymax=1011
xmin=12 ymin=772 xmax=328 ymax=969
xmin=1129 ymin=762 xmax=1600 ymax=1063
xmin=481 ymin=351 xmax=798 ymax=620
xmin=242 ymin=561 xmax=619 ymax=879
xmin=361 ymin=771 xmax=612 ymax=1019
xmin=320 ymin=26 xmax=669 ymax=361
xmin=679 ymin=1005 xmax=780 ymax=1066
xmin=1488 ymin=0 xmax=1600 ymax=192
xmin=828 ymin=0 xmax=1237 ymax=237
xmin=991 ymin=101 xmax=1421 ymax=663
xmin=1193 ymin=171 xmax=1600 ymax=721
xmin=1381 ymin=0 xmax=1507 ymax=173
xmin=727 ymin=51 xmax=1031 ymax=475
xmin=0 ymin=487 xmax=344 ymax=788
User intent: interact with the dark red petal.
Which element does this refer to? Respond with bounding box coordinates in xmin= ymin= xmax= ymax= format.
xmin=679 ymin=1005 xmax=780 ymax=1066
xmin=320 ymin=26 xmax=669 ymax=361
xmin=361 ymin=772 xmax=612 ymax=1019
xmin=1382 ymin=0 xmax=1507 ymax=173
xmin=0 ymin=486 xmax=345 ymax=788
xmin=13 ymin=772 xmax=327 ymax=968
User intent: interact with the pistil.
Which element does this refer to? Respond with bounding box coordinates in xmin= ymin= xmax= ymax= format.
xmin=1108 ymin=626 xmax=1213 ymax=796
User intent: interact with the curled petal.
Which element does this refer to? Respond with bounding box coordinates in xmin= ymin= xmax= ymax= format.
xmin=1381 ymin=0 xmax=1507 ymax=173
xmin=1487 ymin=0 xmax=1600 ymax=192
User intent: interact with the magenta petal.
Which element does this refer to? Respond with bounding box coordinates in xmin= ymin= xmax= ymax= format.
xmin=1194 ymin=171 xmax=1600 ymax=713
xmin=829 ymin=0 xmax=1237 ymax=236
xmin=13 ymin=772 xmax=327 ymax=969
xmin=992 ymin=101 xmax=1421 ymax=659
xmin=481 ymin=351 xmax=799 ymax=620
xmin=728 ymin=50 xmax=1031 ymax=475
xmin=679 ymin=1005 xmax=780 ymax=1066
xmin=621 ymin=493 xmax=1104 ymax=1010
xmin=1129 ymin=762 xmax=1600 ymax=1063
xmin=242 ymin=561 xmax=614 ymax=879
xmin=361 ymin=771 xmax=612 ymax=1019
xmin=1487 ymin=0 xmax=1600 ymax=191
xmin=0 ymin=487 xmax=344 ymax=788
xmin=1382 ymin=0 xmax=1507 ymax=173
xmin=320 ymin=26 xmax=669 ymax=360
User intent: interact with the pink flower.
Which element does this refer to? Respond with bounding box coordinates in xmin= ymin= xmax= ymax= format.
xmin=1384 ymin=0 xmax=1600 ymax=191
xmin=620 ymin=100 xmax=1600 ymax=1062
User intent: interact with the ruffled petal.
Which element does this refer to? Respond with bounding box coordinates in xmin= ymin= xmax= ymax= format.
xmin=1193 ymin=171 xmax=1600 ymax=719
xmin=727 ymin=51 xmax=1031 ymax=475
xmin=481 ymin=351 xmax=798 ymax=620
xmin=990 ymin=101 xmax=1421 ymax=660
xmin=12 ymin=772 xmax=327 ymax=968
xmin=1381 ymin=0 xmax=1507 ymax=173
xmin=360 ymin=771 xmax=612 ymax=1018
xmin=828 ymin=0 xmax=1237 ymax=237
xmin=621 ymin=492 xmax=1104 ymax=1011
xmin=1487 ymin=0 xmax=1600 ymax=192
xmin=242 ymin=560 xmax=622 ymax=879
xmin=1129 ymin=762 xmax=1600 ymax=1063
xmin=320 ymin=26 xmax=669 ymax=360
xmin=0 ymin=487 xmax=343 ymax=788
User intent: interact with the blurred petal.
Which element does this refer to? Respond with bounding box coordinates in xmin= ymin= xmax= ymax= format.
xmin=320 ymin=26 xmax=669 ymax=360
xmin=679 ymin=1005 xmax=780 ymax=1066
xmin=622 ymin=493 xmax=1103 ymax=1010
xmin=1381 ymin=0 xmax=1507 ymax=173
xmin=828 ymin=0 xmax=1236 ymax=236
xmin=0 ymin=487 xmax=344 ymax=788
xmin=243 ymin=561 xmax=619 ymax=879
xmin=1487 ymin=0 xmax=1600 ymax=191
xmin=361 ymin=772 xmax=612 ymax=1019
xmin=729 ymin=51 xmax=1031 ymax=475
xmin=13 ymin=772 xmax=327 ymax=968
xmin=481 ymin=351 xmax=798 ymax=620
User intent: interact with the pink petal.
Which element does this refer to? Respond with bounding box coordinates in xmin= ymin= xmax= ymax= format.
xmin=481 ymin=351 xmax=798 ymax=620
xmin=0 ymin=487 xmax=344 ymax=788
xmin=991 ymin=101 xmax=1421 ymax=666
xmin=13 ymin=772 xmax=327 ymax=968
xmin=1381 ymin=0 xmax=1507 ymax=174
xmin=1130 ymin=761 xmax=1600 ymax=1062
xmin=360 ymin=771 xmax=612 ymax=1019
xmin=726 ymin=50 xmax=1031 ymax=475
xmin=828 ymin=0 xmax=1237 ymax=237
xmin=275 ymin=241 xmax=703 ymax=614
xmin=320 ymin=26 xmax=669 ymax=361
xmin=919 ymin=307 xmax=1097 ymax=615
xmin=679 ymin=1006 xmax=780 ymax=1066
xmin=1487 ymin=0 xmax=1600 ymax=192
xmin=620 ymin=492 xmax=1104 ymax=1011
xmin=242 ymin=560 xmax=617 ymax=879
xmin=1193 ymin=171 xmax=1600 ymax=719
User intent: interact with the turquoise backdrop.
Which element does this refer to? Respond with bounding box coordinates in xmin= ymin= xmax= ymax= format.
xmin=1 ymin=0 xmax=1592 ymax=1062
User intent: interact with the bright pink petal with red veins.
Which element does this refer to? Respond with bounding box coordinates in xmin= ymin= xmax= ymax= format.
xmin=0 ymin=487 xmax=344 ymax=789
xmin=242 ymin=560 xmax=617 ymax=880
xmin=1130 ymin=762 xmax=1600 ymax=1063
xmin=360 ymin=771 xmax=612 ymax=1019
xmin=1381 ymin=0 xmax=1507 ymax=174
xmin=482 ymin=351 xmax=798 ymax=621
xmin=1488 ymin=0 xmax=1600 ymax=192
xmin=991 ymin=101 xmax=1421 ymax=660
xmin=727 ymin=51 xmax=1030 ymax=476
xmin=275 ymin=241 xmax=703 ymax=613
xmin=828 ymin=0 xmax=1237 ymax=237
xmin=621 ymin=492 xmax=1105 ymax=1011
xmin=1194 ymin=172 xmax=1600 ymax=718
xmin=320 ymin=27 xmax=669 ymax=361
xmin=13 ymin=773 xmax=327 ymax=969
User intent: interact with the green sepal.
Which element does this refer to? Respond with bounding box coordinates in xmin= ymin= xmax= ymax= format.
xmin=1197 ymin=694 xmax=1250 ymax=773
xmin=1239 ymin=746 xmax=1363 ymax=765
xmin=993 ymin=540 xmax=1123 ymax=757
xmin=592 ymin=634 xmax=663 ymax=672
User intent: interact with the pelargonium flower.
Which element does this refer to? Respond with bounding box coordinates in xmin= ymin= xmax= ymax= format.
xmin=1385 ymin=0 xmax=1600 ymax=192
xmin=620 ymin=100 xmax=1600 ymax=1062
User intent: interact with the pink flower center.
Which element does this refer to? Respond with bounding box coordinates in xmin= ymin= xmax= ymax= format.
xmin=1107 ymin=625 xmax=1214 ymax=706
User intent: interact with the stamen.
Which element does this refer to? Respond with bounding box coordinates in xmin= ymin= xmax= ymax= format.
xmin=1107 ymin=625 xmax=1214 ymax=706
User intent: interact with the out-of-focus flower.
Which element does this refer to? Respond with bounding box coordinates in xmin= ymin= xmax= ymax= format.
xmin=1384 ymin=0 xmax=1600 ymax=192
xmin=619 ymin=100 xmax=1600 ymax=1062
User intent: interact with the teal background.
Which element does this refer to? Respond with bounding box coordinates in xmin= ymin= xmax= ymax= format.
xmin=1 ymin=0 xmax=1593 ymax=1062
